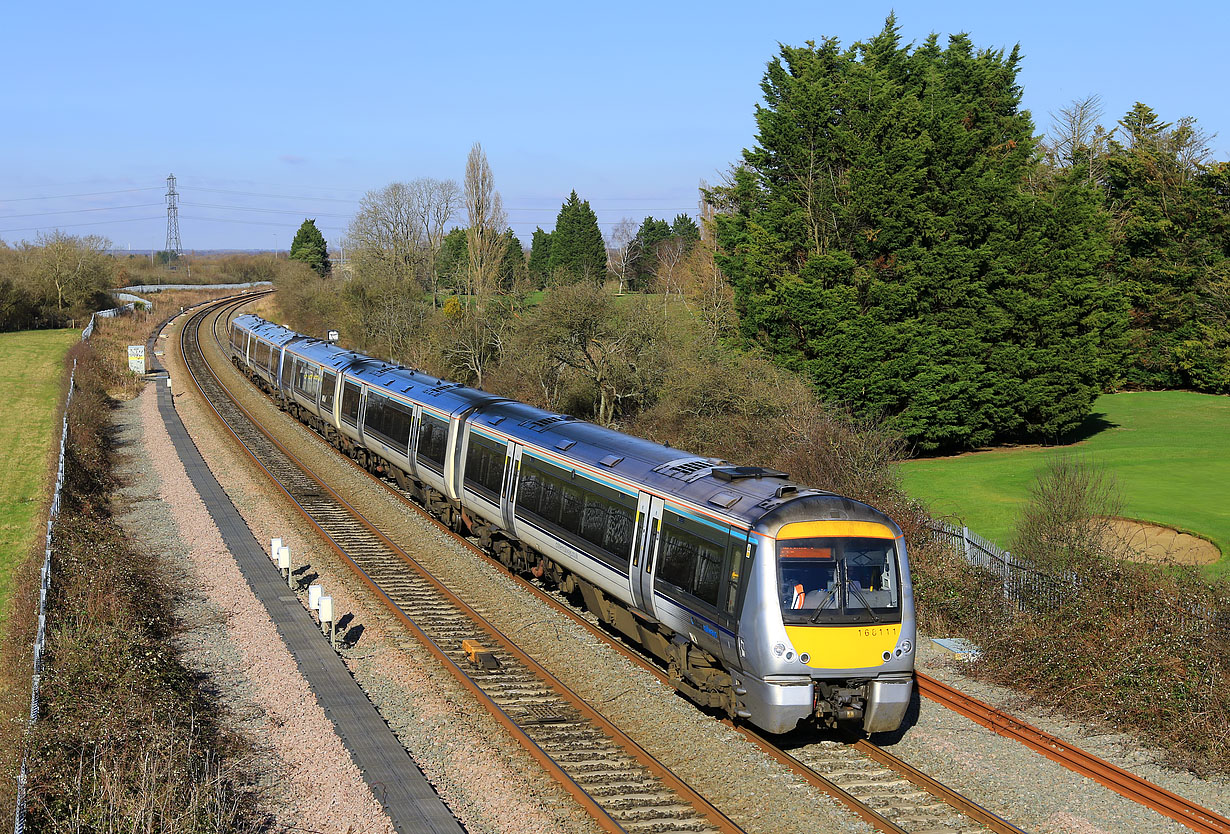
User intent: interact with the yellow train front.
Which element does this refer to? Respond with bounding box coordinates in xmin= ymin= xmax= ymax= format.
xmin=731 ymin=494 xmax=915 ymax=734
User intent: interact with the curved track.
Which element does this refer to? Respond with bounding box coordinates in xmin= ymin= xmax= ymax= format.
xmin=183 ymin=295 xmax=1230 ymax=834
xmin=183 ymin=296 xmax=1020 ymax=834
xmin=179 ymin=298 xmax=742 ymax=834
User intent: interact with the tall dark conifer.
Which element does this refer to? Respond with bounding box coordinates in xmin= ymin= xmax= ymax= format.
xmin=289 ymin=218 xmax=331 ymax=276
xmin=712 ymin=16 xmax=1125 ymax=451
xmin=548 ymin=191 xmax=607 ymax=283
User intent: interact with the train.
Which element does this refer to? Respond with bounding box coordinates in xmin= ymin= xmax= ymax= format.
xmin=227 ymin=313 xmax=916 ymax=735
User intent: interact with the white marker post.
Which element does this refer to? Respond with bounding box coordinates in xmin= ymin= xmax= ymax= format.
xmin=277 ymin=545 xmax=291 ymax=586
xmin=270 ymin=537 xmax=282 ymax=563
xmin=309 ymin=583 xmax=322 ymax=613
xmin=319 ymin=595 xmax=335 ymax=647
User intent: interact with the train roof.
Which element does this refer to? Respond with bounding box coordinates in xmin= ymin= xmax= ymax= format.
xmin=233 ymin=314 xmax=300 ymax=346
xmin=236 ymin=315 xmax=891 ymax=532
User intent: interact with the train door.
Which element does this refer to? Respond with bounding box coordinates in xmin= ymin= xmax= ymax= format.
xmin=502 ymin=442 xmax=522 ymax=533
xmin=630 ymin=493 xmax=665 ymax=616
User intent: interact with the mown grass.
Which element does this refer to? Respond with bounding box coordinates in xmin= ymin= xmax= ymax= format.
xmin=898 ymin=391 xmax=1230 ymax=574
xmin=0 ymin=329 xmax=78 ymax=626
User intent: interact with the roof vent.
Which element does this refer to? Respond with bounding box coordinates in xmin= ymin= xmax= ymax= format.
xmin=519 ymin=415 xmax=575 ymax=431
xmin=708 ymin=491 xmax=741 ymax=509
xmin=652 ymin=457 xmax=720 ymax=482
xmin=599 ymin=455 xmax=624 ymax=467
xmin=712 ymin=466 xmax=789 ymax=482
xmin=555 ymin=440 xmax=577 ymax=451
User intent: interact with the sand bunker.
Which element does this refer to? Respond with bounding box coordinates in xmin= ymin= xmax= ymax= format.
xmin=1102 ymin=518 xmax=1222 ymax=565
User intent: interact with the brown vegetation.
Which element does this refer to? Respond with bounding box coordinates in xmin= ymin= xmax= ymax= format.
xmin=916 ymin=456 xmax=1230 ymax=774
xmin=1 ymin=301 xmax=265 ymax=830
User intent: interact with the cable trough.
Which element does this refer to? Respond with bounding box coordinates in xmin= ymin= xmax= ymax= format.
xmin=180 ymin=298 xmax=741 ymax=834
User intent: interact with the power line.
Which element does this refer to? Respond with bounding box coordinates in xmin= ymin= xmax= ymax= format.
xmin=0 ymin=216 xmax=165 ymax=234
xmin=0 ymin=187 xmax=162 ymax=203
xmin=0 ymin=203 xmax=163 ymax=220
xmin=190 ymin=185 xmax=362 ymax=204
xmin=181 ymin=201 xmax=352 ymax=218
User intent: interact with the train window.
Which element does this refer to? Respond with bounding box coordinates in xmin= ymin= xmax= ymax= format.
xmin=279 ymin=348 xmax=290 ymax=385
xmin=364 ymin=391 xmax=412 ymax=455
xmin=293 ymin=359 xmax=319 ymax=400
xmin=723 ymin=534 xmax=750 ymax=615
xmin=320 ymin=371 xmax=337 ymax=413
xmin=417 ymin=413 xmax=448 ymax=472
xmin=658 ymin=510 xmax=727 ymax=608
xmin=340 ymin=381 xmax=361 ymax=426
xmin=464 ymin=431 xmax=506 ymax=500
xmin=516 ymin=456 xmax=636 ymax=568
xmin=230 ymin=328 xmax=244 ymax=352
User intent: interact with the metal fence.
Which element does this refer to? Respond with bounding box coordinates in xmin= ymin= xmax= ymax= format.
xmin=930 ymin=521 xmax=1075 ymax=613
xmin=15 ymin=299 xmax=136 ymax=834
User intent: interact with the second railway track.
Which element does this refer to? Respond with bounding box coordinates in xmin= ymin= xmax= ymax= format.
xmin=179 ymin=297 xmax=742 ymax=834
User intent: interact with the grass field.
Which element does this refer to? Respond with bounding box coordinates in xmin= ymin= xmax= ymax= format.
xmin=898 ymin=391 xmax=1230 ymax=574
xmin=0 ymin=329 xmax=77 ymax=624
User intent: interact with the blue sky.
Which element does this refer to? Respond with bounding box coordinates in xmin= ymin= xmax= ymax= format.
xmin=2 ymin=0 xmax=1225 ymax=252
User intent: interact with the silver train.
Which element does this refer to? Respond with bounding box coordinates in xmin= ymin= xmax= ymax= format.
xmin=228 ymin=314 xmax=916 ymax=734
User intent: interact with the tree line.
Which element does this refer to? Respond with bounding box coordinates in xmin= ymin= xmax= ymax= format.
xmin=710 ymin=15 xmax=1229 ymax=452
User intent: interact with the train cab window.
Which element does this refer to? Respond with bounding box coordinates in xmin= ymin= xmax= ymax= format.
xmin=777 ymin=536 xmax=901 ymax=624
xmin=464 ymin=431 xmax=506 ymax=500
xmin=320 ymin=371 xmax=337 ymax=413
xmin=417 ymin=413 xmax=449 ymax=472
xmin=656 ymin=510 xmax=727 ymax=608
xmin=363 ymin=391 xmax=412 ymax=455
xmin=340 ymin=381 xmax=362 ymax=426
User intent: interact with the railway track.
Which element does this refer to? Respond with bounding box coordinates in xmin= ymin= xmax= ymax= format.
xmin=916 ymin=674 xmax=1230 ymax=834
xmin=181 ymin=296 xmax=1020 ymax=834
xmin=181 ymin=295 xmax=1230 ymax=834
xmin=178 ymin=298 xmax=741 ymax=834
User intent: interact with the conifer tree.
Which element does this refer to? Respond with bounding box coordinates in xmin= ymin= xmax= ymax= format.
xmin=711 ymin=16 xmax=1125 ymax=451
xmin=547 ymin=191 xmax=607 ymax=283
xmin=528 ymin=227 xmax=553 ymax=287
xmin=289 ymin=218 xmax=331 ymax=276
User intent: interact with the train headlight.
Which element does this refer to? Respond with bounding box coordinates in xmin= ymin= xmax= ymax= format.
xmin=773 ymin=642 xmax=786 ymax=657
xmin=900 ymin=640 xmax=913 ymax=654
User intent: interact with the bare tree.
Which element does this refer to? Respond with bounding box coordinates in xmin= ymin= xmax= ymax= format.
xmin=31 ymin=231 xmax=112 ymax=313
xmin=463 ymin=142 xmax=507 ymax=302
xmin=652 ymin=237 xmax=688 ymax=315
xmin=347 ymin=178 xmax=461 ymax=294
xmin=1047 ymin=94 xmax=1107 ymax=184
xmin=607 ymin=217 xmax=639 ymax=294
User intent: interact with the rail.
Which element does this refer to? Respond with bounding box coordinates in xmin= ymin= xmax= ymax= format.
xmin=916 ymin=673 xmax=1230 ymax=834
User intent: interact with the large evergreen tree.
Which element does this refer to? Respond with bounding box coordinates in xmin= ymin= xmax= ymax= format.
xmin=547 ymin=191 xmax=607 ymax=283
xmin=712 ymin=17 xmax=1125 ymax=451
xmin=498 ymin=230 xmax=528 ymax=290
xmin=528 ymin=227 xmax=553 ymax=287
xmin=630 ymin=217 xmax=672 ymax=290
xmin=289 ymin=218 xmax=331 ymax=276
xmin=1102 ymin=103 xmax=1230 ymax=391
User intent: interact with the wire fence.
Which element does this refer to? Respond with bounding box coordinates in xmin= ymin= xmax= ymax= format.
xmin=930 ymin=521 xmax=1075 ymax=613
xmin=14 ymin=299 xmax=137 ymax=834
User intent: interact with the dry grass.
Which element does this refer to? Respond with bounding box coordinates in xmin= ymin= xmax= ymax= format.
xmin=2 ymin=298 xmax=267 ymax=831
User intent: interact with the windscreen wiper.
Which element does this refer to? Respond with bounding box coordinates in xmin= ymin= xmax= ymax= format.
xmin=846 ymin=582 xmax=881 ymax=623
xmin=809 ymin=586 xmax=841 ymax=623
